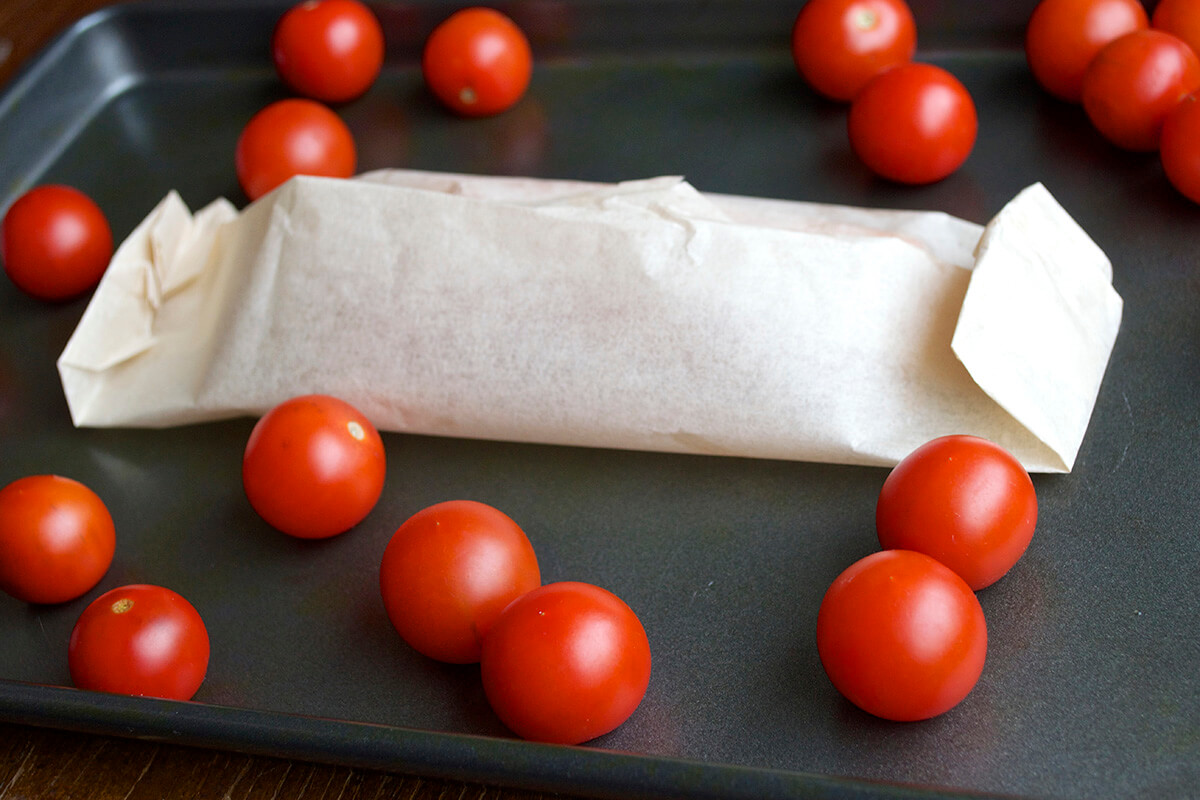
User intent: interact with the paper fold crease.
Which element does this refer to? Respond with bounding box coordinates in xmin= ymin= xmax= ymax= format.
xmin=57 ymin=170 xmax=1123 ymax=473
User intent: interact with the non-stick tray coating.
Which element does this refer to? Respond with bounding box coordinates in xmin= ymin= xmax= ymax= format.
xmin=0 ymin=2 xmax=1196 ymax=798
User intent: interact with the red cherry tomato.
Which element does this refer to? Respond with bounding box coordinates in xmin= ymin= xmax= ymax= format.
xmin=1082 ymin=29 xmax=1200 ymax=151
xmin=791 ymin=0 xmax=917 ymax=102
xmin=272 ymin=0 xmax=385 ymax=103
xmin=875 ymin=435 xmax=1038 ymax=591
xmin=379 ymin=500 xmax=540 ymax=664
xmin=1161 ymin=93 xmax=1200 ymax=205
xmin=1153 ymin=0 xmax=1200 ymax=60
xmin=1024 ymin=0 xmax=1149 ymax=103
xmin=422 ymin=7 xmax=533 ymax=117
xmin=0 ymin=475 xmax=115 ymax=605
xmin=234 ymin=98 xmax=357 ymax=201
xmin=1 ymin=185 xmax=113 ymax=302
xmin=68 ymin=584 xmax=210 ymax=700
xmin=816 ymin=550 xmax=987 ymax=722
xmin=242 ymin=394 xmax=386 ymax=539
xmin=847 ymin=62 xmax=977 ymax=184
xmin=480 ymin=581 xmax=651 ymax=744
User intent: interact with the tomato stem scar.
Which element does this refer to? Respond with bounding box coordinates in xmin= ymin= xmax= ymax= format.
xmin=854 ymin=8 xmax=879 ymax=29
xmin=459 ymin=87 xmax=477 ymax=105
xmin=346 ymin=421 xmax=365 ymax=441
xmin=111 ymin=598 xmax=134 ymax=614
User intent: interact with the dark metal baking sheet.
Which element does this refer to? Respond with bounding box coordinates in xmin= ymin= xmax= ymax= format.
xmin=0 ymin=1 xmax=1196 ymax=798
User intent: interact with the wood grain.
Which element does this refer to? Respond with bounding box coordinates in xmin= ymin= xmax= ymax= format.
xmin=0 ymin=0 xmax=121 ymax=86
xmin=0 ymin=723 xmax=576 ymax=800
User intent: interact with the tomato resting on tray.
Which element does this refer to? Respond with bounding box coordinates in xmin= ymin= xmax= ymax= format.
xmin=1081 ymin=29 xmax=1200 ymax=151
xmin=1161 ymin=93 xmax=1200 ymax=205
xmin=1152 ymin=0 xmax=1200 ymax=59
xmin=480 ymin=581 xmax=652 ymax=744
xmin=1 ymin=184 xmax=113 ymax=302
xmin=847 ymin=62 xmax=977 ymax=184
xmin=1024 ymin=0 xmax=1149 ymax=103
xmin=422 ymin=7 xmax=533 ymax=117
xmin=234 ymin=98 xmax=357 ymax=201
xmin=69 ymin=584 xmax=210 ymax=701
xmin=0 ymin=475 xmax=116 ymax=605
xmin=242 ymin=394 xmax=386 ymax=539
xmin=817 ymin=550 xmax=987 ymax=721
xmin=876 ymin=435 xmax=1038 ymax=591
xmin=272 ymin=0 xmax=385 ymax=103
xmin=380 ymin=500 xmax=541 ymax=663
xmin=791 ymin=0 xmax=917 ymax=102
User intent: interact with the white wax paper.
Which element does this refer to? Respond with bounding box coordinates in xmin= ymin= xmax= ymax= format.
xmin=57 ymin=170 xmax=1123 ymax=472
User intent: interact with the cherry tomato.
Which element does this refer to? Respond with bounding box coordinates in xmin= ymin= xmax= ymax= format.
xmin=234 ymin=98 xmax=357 ymax=201
xmin=791 ymin=0 xmax=917 ymax=102
xmin=1082 ymin=29 xmax=1200 ymax=151
xmin=0 ymin=475 xmax=115 ymax=605
xmin=1152 ymin=0 xmax=1200 ymax=60
xmin=847 ymin=62 xmax=977 ymax=184
xmin=1161 ymin=93 xmax=1200 ymax=205
xmin=875 ymin=435 xmax=1038 ymax=591
xmin=68 ymin=584 xmax=210 ymax=701
xmin=422 ymin=7 xmax=533 ymax=117
xmin=1 ymin=185 xmax=113 ymax=302
xmin=1024 ymin=0 xmax=1149 ymax=103
xmin=816 ymin=550 xmax=987 ymax=722
xmin=272 ymin=0 xmax=385 ymax=103
xmin=379 ymin=500 xmax=540 ymax=663
xmin=480 ymin=581 xmax=651 ymax=744
xmin=242 ymin=394 xmax=385 ymax=539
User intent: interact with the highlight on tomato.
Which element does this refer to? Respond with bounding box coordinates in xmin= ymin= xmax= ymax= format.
xmin=0 ymin=475 xmax=116 ymax=605
xmin=272 ymin=0 xmax=385 ymax=103
xmin=791 ymin=0 xmax=917 ymax=102
xmin=1024 ymin=0 xmax=1148 ymax=103
xmin=1161 ymin=93 xmax=1200 ymax=205
xmin=1081 ymin=29 xmax=1200 ymax=151
xmin=422 ymin=7 xmax=533 ymax=117
xmin=816 ymin=549 xmax=987 ymax=722
xmin=242 ymin=394 xmax=386 ymax=539
xmin=480 ymin=581 xmax=651 ymax=744
xmin=1 ymin=184 xmax=113 ymax=302
xmin=379 ymin=500 xmax=541 ymax=664
xmin=847 ymin=61 xmax=977 ymax=184
xmin=68 ymin=584 xmax=210 ymax=701
xmin=876 ymin=434 xmax=1038 ymax=591
xmin=234 ymin=98 xmax=357 ymax=201
xmin=1152 ymin=0 xmax=1200 ymax=60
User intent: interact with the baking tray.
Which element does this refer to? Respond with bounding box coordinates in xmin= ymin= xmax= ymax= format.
xmin=0 ymin=1 xmax=1196 ymax=798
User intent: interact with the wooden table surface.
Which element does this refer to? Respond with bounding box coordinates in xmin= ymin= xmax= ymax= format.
xmin=0 ymin=2 xmax=583 ymax=798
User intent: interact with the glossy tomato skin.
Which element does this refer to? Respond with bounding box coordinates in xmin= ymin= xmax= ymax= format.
xmin=1082 ymin=30 xmax=1200 ymax=151
xmin=876 ymin=435 xmax=1038 ymax=590
xmin=422 ymin=7 xmax=533 ymax=117
xmin=1025 ymin=0 xmax=1148 ymax=103
xmin=235 ymin=98 xmax=357 ymax=201
xmin=242 ymin=394 xmax=385 ymax=539
xmin=817 ymin=550 xmax=987 ymax=722
xmin=272 ymin=0 xmax=385 ymax=103
xmin=1161 ymin=93 xmax=1200 ymax=204
xmin=791 ymin=0 xmax=917 ymax=102
xmin=0 ymin=475 xmax=115 ymax=605
xmin=380 ymin=500 xmax=541 ymax=664
xmin=480 ymin=581 xmax=651 ymax=744
xmin=69 ymin=584 xmax=210 ymax=700
xmin=1152 ymin=0 xmax=1200 ymax=60
xmin=1 ymin=185 xmax=113 ymax=302
xmin=847 ymin=62 xmax=977 ymax=184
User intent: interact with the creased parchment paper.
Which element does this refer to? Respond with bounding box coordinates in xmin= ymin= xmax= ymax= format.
xmin=57 ymin=169 xmax=1122 ymax=472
